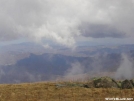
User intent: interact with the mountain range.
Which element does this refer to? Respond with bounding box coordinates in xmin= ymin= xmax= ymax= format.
xmin=0 ymin=43 xmax=134 ymax=83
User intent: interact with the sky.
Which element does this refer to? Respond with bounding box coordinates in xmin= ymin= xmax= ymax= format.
xmin=1 ymin=0 xmax=134 ymax=47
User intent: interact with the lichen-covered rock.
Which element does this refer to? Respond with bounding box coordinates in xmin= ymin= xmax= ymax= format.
xmin=116 ymin=81 xmax=122 ymax=88
xmin=130 ymin=79 xmax=134 ymax=86
xmin=57 ymin=82 xmax=84 ymax=87
xmin=121 ymin=80 xmax=133 ymax=89
xmin=83 ymin=81 xmax=95 ymax=88
xmin=93 ymin=77 xmax=119 ymax=88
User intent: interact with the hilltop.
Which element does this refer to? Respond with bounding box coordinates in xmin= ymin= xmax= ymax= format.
xmin=0 ymin=77 xmax=134 ymax=101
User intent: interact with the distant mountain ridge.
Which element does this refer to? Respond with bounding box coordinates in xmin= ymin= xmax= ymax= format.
xmin=0 ymin=43 xmax=134 ymax=83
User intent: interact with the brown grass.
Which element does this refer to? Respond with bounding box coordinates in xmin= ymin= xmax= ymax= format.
xmin=0 ymin=82 xmax=133 ymax=101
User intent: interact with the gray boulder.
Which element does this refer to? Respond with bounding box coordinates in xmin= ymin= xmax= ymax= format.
xmin=130 ymin=79 xmax=134 ymax=86
xmin=93 ymin=77 xmax=119 ymax=88
xmin=83 ymin=81 xmax=95 ymax=88
xmin=121 ymin=80 xmax=133 ymax=89
xmin=116 ymin=80 xmax=122 ymax=88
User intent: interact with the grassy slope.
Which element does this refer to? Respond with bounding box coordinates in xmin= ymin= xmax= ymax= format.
xmin=0 ymin=82 xmax=134 ymax=101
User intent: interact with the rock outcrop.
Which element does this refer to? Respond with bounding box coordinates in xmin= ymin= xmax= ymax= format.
xmin=121 ymin=80 xmax=133 ymax=89
xmin=56 ymin=77 xmax=134 ymax=89
xmin=93 ymin=77 xmax=119 ymax=88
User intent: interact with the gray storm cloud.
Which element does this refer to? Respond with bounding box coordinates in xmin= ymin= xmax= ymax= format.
xmin=0 ymin=0 xmax=134 ymax=47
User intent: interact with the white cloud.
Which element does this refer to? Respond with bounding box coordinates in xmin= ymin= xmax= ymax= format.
xmin=0 ymin=0 xmax=134 ymax=47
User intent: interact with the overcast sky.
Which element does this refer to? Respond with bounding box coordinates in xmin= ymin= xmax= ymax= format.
xmin=1 ymin=0 xmax=134 ymax=47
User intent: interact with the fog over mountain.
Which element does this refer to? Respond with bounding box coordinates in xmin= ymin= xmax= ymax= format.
xmin=0 ymin=43 xmax=134 ymax=83
xmin=0 ymin=0 xmax=134 ymax=83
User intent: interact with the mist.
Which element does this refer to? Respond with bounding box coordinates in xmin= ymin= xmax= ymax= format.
xmin=63 ymin=62 xmax=87 ymax=81
xmin=115 ymin=54 xmax=134 ymax=79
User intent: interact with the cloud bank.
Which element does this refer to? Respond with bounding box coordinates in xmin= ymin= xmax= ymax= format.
xmin=1 ymin=0 xmax=134 ymax=47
